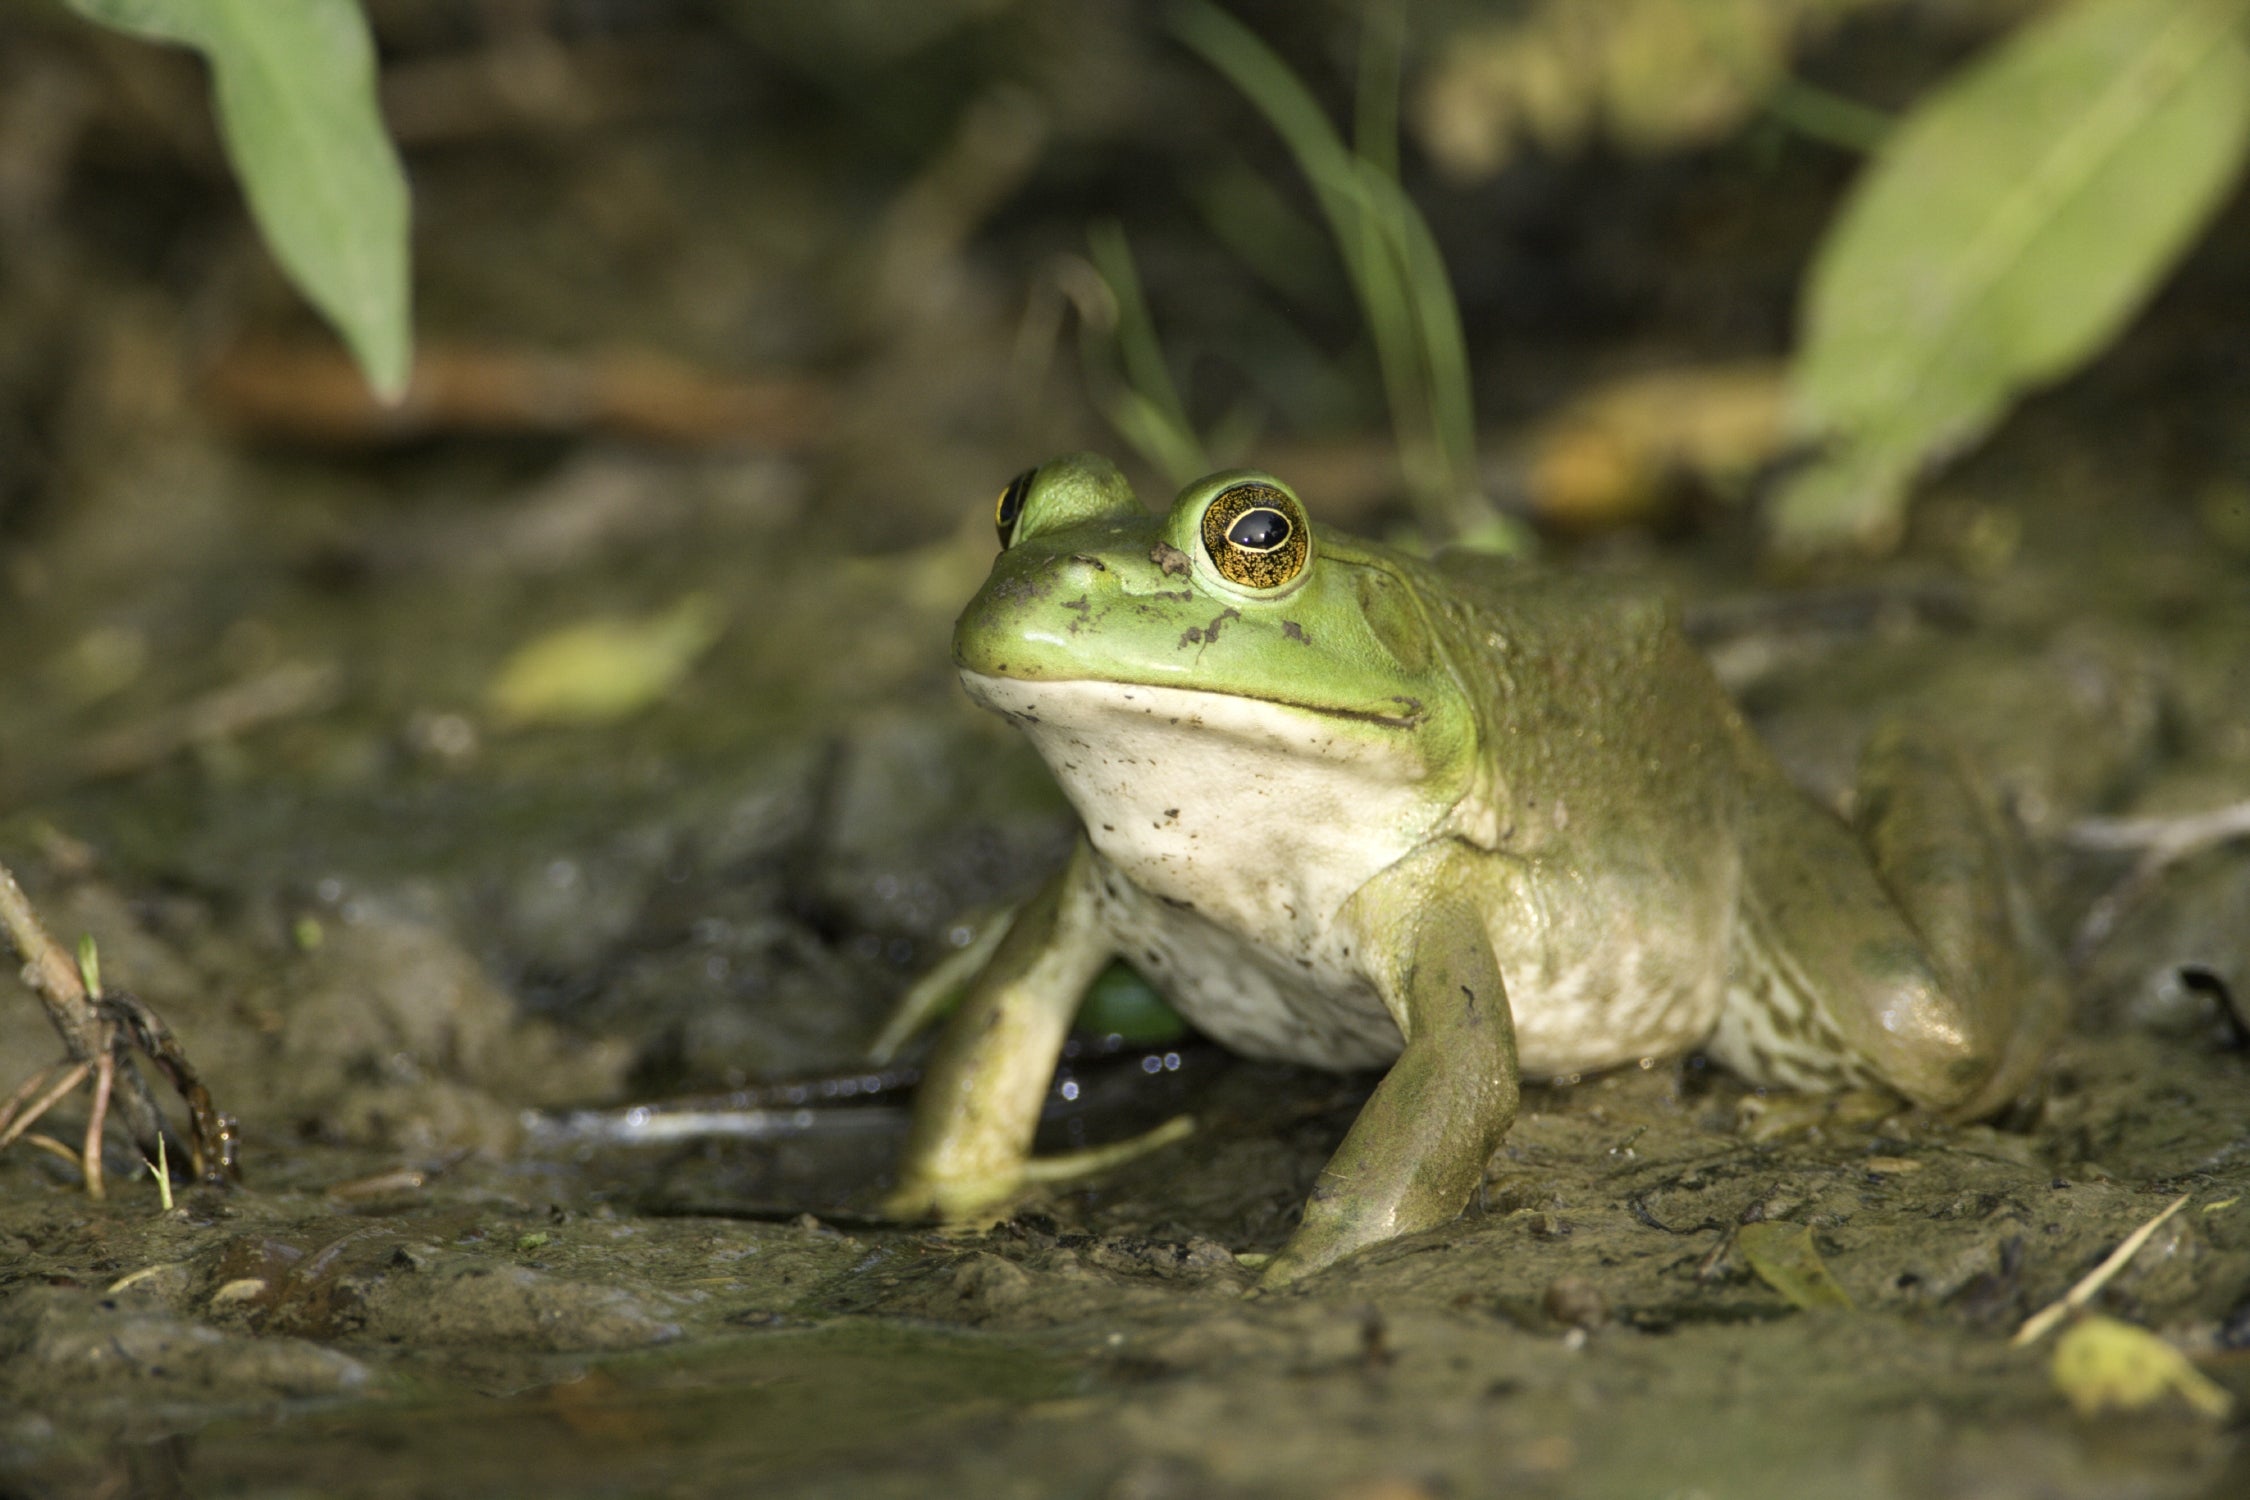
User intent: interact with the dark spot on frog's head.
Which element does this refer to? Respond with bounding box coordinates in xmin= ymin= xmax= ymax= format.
xmin=1067 ymin=553 xmax=1108 ymax=572
xmin=1179 ymin=607 xmax=1241 ymax=651
xmin=1282 ymin=620 xmax=1310 ymax=644
xmin=1151 ymin=541 xmax=1192 ymax=577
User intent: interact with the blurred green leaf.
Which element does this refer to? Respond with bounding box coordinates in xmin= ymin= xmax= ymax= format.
xmin=1776 ymin=0 xmax=2250 ymax=550
xmin=68 ymin=0 xmax=413 ymax=400
xmin=487 ymin=594 xmax=724 ymax=729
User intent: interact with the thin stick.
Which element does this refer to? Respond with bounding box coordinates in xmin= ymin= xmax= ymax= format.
xmin=0 ymin=862 xmax=102 ymax=1058
xmin=149 ymin=1133 xmax=172 ymax=1212
xmin=0 ymin=1061 xmax=90 ymax=1150
xmin=0 ymin=1065 xmax=55 ymax=1137
xmin=2 ymin=855 xmax=227 ymax=1179
xmin=82 ymin=1042 xmax=114 ymax=1202
xmin=2065 ymin=799 xmax=2250 ymax=853
xmin=20 ymin=1133 xmax=84 ymax=1172
xmin=2069 ymin=799 xmax=2250 ymax=959
xmin=2013 ymin=1194 xmax=2192 ymax=1347
xmin=0 ymin=859 xmax=173 ymax=1162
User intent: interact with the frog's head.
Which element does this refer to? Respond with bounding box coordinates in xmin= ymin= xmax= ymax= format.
xmin=953 ymin=455 xmax=1488 ymax=882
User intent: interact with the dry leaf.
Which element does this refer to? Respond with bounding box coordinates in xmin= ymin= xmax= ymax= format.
xmin=1523 ymin=361 xmax=1785 ymax=528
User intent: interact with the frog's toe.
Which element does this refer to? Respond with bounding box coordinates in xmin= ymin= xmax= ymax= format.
xmin=1252 ymin=1245 xmax=1325 ymax=1291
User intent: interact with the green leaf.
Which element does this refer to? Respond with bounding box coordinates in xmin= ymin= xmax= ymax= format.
xmin=1077 ymin=961 xmax=1188 ymax=1045
xmin=1736 ymin=1220 xmax=1855 ymax=1311
xmin=1775 ymin=0 xmax=2250 ymax=550
xmin=68 ymin=0 xmax=413 ymax=399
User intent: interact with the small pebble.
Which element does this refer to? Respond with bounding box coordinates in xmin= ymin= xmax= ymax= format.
xmin=1542 ymin=1275 xmax=1609 ymax=1330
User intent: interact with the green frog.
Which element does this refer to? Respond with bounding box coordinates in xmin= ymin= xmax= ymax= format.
xmin=886 ymin=454 xmax=2061 ymax=1284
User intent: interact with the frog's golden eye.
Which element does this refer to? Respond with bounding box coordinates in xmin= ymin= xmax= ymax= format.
xmin=994 ymin=468 xmax=1036 ymax=546
xmin=1200 ymin=482 xmax=1309 ymax=590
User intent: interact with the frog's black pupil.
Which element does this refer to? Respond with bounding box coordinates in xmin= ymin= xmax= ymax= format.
xmin=1226 ymin=507 xmax=1291 ymax=552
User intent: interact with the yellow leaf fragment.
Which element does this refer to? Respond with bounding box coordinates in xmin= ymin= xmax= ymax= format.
xmin=486 ymin=593 xmax=723 ymax=728
xmin=1414 ymin=0 xmax=1825 ymax=179
xmin=1736 ymin=1221 xmax=1855 ymax=1311
xmin=1523 ymin=361 xmax=1786 ymax=528
xmin=2051 ymin=1315 xmax=2233 ymax=1420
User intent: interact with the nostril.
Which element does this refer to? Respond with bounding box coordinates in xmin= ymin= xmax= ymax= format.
xmin=1065 ymin=554 xmax=1109 ymax=571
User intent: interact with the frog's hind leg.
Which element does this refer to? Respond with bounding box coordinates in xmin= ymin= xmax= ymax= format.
xmin=1712 ymin=725 xmax=2063 ymax=1119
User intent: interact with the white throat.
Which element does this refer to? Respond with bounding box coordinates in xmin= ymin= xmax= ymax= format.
xmin=962 ymin=672 xmax=1445 ymax=951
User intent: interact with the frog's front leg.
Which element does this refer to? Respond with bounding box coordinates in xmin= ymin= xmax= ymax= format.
xmin=885 ymin=839 xmax=1113 ymax=1223
xmin=1263 ymin=852 xmax=1520 ymax=1287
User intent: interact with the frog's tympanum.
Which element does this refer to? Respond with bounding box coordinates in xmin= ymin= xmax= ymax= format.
xmin=888 ymin=454 xmax=2061 ymax=1284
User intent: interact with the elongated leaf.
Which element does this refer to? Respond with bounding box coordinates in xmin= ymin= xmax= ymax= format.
xmin=69 ymin=0 xmax=412 ymax=399
xmin=1776 ymin=0 xmax=2250 ymax=549
xmin=487 ymin=594 xmax=724 ymax=728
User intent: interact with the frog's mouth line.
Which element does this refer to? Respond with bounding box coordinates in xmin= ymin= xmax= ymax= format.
xmin=958 ymin=670 xmax=1427 ymax=731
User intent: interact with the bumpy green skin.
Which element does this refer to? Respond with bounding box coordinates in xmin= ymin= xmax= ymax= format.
xmin=887 ymin=454 xmax=2062 ymax=1285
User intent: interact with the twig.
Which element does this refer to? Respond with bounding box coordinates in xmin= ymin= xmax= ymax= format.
xmin=2069 ymin=800 xmax=2250 ymax=961
xmin=0 ymin=855 xmax=238 ymax=1185
xmin=2065 ymin=800 xmax=2250 ymax=854
xmin=2013 ymin=1194 xmax=2192 ymax=1347
xmin=82 ymin=1042 xmax=114 ymax=1202
xmin=72 ymin=661 xmax=342 ymax=784
xmin=0 ymin=1065 xmax=55 ymax=1137
xmin=0 ymin=864 xmax=171 ymax=1161
xmin=0 ymin=1063 xmax=90 ymax=1150
xmin=20 ymin=1133 xmax=84 ymax=1172
xmin=0 ymin=863 xmax=102 ymax=1058
xmin=201 ymin=339 xmax=832 ymax=450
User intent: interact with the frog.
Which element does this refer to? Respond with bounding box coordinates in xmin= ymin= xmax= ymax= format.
xmin=885 ymin=453 xmax=2062 ymax=1285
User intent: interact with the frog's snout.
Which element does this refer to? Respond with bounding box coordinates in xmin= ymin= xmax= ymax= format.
xmin=955 ymin=545 xmax=1106 ymax=674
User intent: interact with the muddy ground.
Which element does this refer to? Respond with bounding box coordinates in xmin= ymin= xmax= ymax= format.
xmin=2 ymin=4 xmax=2249 ymax=1497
